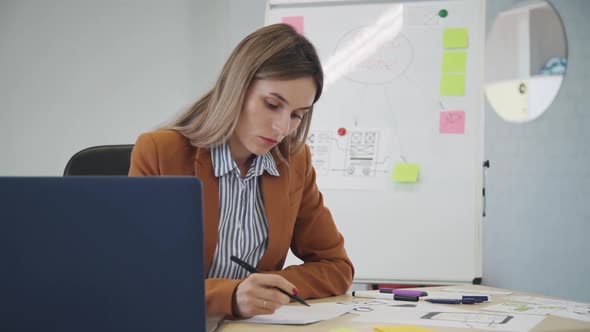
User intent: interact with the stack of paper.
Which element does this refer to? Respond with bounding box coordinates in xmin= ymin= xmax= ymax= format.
xmin=238 ymin=303 xmax=352 ymax=325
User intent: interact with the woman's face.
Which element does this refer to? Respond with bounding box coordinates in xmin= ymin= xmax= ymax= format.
xmin=228 ymin=76 xmax=316 ymax=163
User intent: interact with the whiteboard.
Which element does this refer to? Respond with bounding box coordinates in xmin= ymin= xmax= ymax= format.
xmin=266 ymin=0 xmax=485 ymax=284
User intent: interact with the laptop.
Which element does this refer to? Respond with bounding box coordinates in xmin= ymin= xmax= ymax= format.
xmin=0 ymin=177 xmax=205 ymax=332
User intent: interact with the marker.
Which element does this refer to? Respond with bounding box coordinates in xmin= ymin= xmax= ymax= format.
xmin=380 ymin=288 xmax=428 ymax=297
xmin=425 ymin=298 xmax=475 ymax=304
xmin=394 ymin=294 xmax=419 ymax=302
xmin=462 ymin=295 xmax=489 ymax=302
xmin=352 ymin=291 xmax=395 ymax=300
xmin=424 ymin=293 xmax=462 ymax=301
xmin=351 ymin=291 xmax=420 ymax=302
xmin=425 ymin=299 xmax=462 ymax=304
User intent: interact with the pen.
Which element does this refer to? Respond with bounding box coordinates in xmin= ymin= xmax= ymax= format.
xmin=229 ymin=255 xmax=310 ymax=307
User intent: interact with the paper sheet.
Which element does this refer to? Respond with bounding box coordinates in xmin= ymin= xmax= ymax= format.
xmin=307 ymin=128 xmax=394 ymax=190
xmin=238 ymin=303 xmax=351 ymax=325
xmin=506 ymin=295 xmax=590 ymax=322
xmin=352 ymin=306 xmax=544 ymax=331
xmin=481 ymin=302 xmax=564 ymax=316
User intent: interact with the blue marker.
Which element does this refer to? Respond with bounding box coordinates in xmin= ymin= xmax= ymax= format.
xmin=462 ymin=295 xmax=489 ymax=302
xmin=425 ymin=299 xmax=475 ymax=304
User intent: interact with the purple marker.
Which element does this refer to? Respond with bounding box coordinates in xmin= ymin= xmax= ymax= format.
xmin=379 ymin=288 xmax=428 ymax=297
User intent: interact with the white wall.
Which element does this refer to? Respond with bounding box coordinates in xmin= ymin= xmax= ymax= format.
xmin=0 ymin=0 xmax=232 ymax=175
xmin=484 ymin=0 xmax=590 ymax=302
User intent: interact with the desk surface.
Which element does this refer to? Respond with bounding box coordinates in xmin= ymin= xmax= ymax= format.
xmin=214 ymin=285 xmax=590 ymax=332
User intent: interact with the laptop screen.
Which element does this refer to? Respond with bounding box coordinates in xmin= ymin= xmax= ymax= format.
xmin=0 ymin=177 xmax=205 ymax=332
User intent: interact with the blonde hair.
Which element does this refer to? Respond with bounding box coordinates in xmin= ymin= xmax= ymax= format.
xmin=166 ymin=23 xmax=323 ymax=158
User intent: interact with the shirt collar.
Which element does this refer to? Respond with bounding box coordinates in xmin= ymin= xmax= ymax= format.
xmin=211 ymin=142 xmax=279 ymax=178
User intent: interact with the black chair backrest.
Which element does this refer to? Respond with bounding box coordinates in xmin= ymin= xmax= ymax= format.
xmin=63 ymin=145 xmax=134 ymax=176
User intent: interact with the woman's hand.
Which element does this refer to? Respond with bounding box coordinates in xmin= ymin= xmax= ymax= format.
xmin=233 ymin=273 xmax=299 ymax=318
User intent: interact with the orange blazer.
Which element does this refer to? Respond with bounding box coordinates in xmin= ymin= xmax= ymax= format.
xmin=129 ymin=130 xmax=354 ymax=315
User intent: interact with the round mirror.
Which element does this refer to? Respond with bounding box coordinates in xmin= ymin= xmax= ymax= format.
xmin=485 ymin=1 xmax=567 ymax=123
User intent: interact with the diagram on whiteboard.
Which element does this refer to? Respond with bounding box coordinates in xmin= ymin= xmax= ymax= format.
xmin=307 ymin=128 xmax=393 ymax=190
xmin=334 ymin=27 xmax=414 ymax=85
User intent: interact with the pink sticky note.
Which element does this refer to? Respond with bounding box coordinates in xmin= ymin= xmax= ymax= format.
xmin=282 ymin=16 xmax=304 ymax=34
xmin=440 ymin=110 xmax=465 ymax=134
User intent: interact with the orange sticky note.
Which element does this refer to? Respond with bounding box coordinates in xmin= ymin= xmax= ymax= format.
xmin=282 ymin=16 xmax=304 ymax=34
xmin=440 ymin=110 xmax=465 ymax=134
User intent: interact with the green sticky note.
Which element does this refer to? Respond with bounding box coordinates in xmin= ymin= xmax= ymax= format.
xmin=440 ymin=74 xmax=465 ymax=96
xmin=443 ymin=27 xmax=468 ymax=48
xmin=329 ymin=329 xmax=360 ymax=332
xmin=442 ymin=51 xmax=467 ymax=73
xmin=392 ymin=163 xmax=419 ymax=183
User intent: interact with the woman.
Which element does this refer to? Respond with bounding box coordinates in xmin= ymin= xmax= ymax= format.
xmin=129 ymin=24 xmax=354 ymax=318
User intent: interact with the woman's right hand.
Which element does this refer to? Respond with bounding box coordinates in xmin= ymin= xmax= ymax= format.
xmin=232 ymin=273 xmax=299 ymax=318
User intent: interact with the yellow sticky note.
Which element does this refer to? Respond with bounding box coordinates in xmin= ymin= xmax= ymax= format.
xmin=443 ymin=28 xmax=468 ymax=48
xmin=329 ymin=329 xmax=360 ymax=332
xmin=392 ymin=163 xmax=419 ymax=183
xmin=441 ymin=51 xmax=467 ymax=73
xmin=374 ymin=326 xmax=437 ymax=332
xmin=440 ymin=74 xmax=465 ymax=96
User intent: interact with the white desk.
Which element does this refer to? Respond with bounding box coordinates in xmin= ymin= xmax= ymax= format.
xmin=214 ymin=285 xmax=590 ymax=331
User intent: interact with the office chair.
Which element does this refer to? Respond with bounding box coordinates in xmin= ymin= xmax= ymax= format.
xmin=63 ymin=145 xmax=134 ymax=176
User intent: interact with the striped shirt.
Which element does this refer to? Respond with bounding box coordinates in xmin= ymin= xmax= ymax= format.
xmin=207 ymin=142 xmax=279 ymax=279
